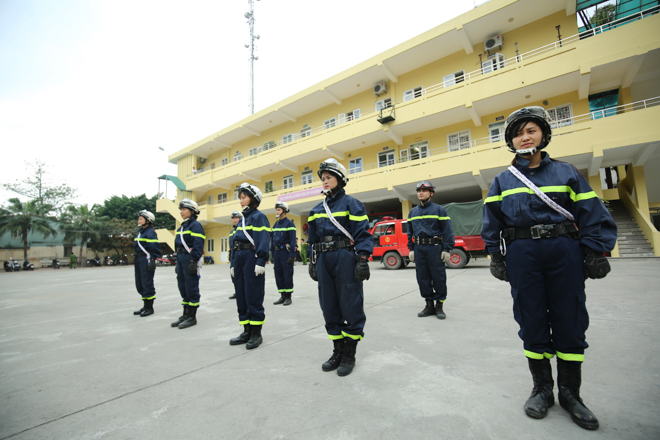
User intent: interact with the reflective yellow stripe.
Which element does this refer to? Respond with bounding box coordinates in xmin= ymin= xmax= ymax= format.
xmin=409 ymin=215 xmax=450 ymax=221
xmin=484 ymin=195 xmax=502 ymax=203
xmin=524 ymin=350 xmax=556 ymax=360
xmin=278 ymin=288 xmax=293 ymax=293
xmin=272 ymin=227 xmax=297 ymax=231
xmin=141 ymin=296 xmax=156 ymax=300
xmin=544 ymin=352 xmax=555 ymax=359
xmin=557 ymin=351 xmax=584 ymax=362
xmin=239 ymin=319 xmax=249 ymax=325
xmin=134 ymin=238 xmax=160 ymax=242
xmin=176 ymin=230 xmax=207 ymax=239
xmin=249 ymin=320 xmax=265 ymax=325
xmin=486 ymin=186 xmax=599 ymax=204
xmin=309 ymin=211 xmax=368 ymax=222
xmin=181 ymin=301 xmax=189 ymax=305
xmin=229 ymin=230 xmax=236 ymax=236
xmin=341 ymin=331 xmax=363 ymax=341
xmin=328 ymin=334 xmax=344 ymax=340
xmin=240 ymin=226 xmax=271 ymax=232
xmin=188 ymin=302 xmax=200 ymax=307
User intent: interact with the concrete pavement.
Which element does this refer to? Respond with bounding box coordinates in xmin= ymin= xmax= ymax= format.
xmin=0 ymin=259 xmax=658 ymax=439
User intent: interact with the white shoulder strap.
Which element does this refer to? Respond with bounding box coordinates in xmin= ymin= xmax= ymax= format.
xmin=241 ymin=217 xmax=258 ymax=257
xmin=136 ymin=231 xmax=151 ymax=262
xmin=323 ymin=198 xmax=354 ymax=242
xmin=508 ymin=166 xmax=575 ymax=222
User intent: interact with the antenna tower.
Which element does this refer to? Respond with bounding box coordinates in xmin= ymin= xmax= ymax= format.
xmin=244 ymin=0 xmax=260 ymax=115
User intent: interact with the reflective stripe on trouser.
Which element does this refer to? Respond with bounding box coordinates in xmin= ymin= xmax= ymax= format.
xmin=506 ymin=236 xmax=588 ymax=360
xmin=414 ymin=244 xmax=447 ymax=301
xmin=233 ymin=249 xmax=265 ymax=324
xmin=134 ymin=255 xmax=156 ymax=299
xmin=317 ymin=248 xmax=366 ymax=340
xmin=274 ymin=249 xmax=294 ymax=294
xmin=176 ymin=253 xmax=200 ymax=306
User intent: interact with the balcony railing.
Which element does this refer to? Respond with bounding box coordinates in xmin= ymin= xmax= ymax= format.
xmin=186 ymin=6 xmax=659 ymax=180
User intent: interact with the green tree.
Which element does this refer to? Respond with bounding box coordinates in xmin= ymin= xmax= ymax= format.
xmin=61 ymin=204 xmax=109 ymax=263
xmin=0 ymin=198 xmax=57 ymax=261
xmin=89 ymin=218 xmax=135 ymax=259
xmin=590 ymin=3 xmax=616 ymax=26
xmin=2 ymin=160 xmax=78 ymax=216
xmin=97 ymin=193 xmax=175 ymax=230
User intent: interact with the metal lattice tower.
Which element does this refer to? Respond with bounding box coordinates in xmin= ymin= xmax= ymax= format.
xmin=244 ymin=0 xmax=260 ymax=115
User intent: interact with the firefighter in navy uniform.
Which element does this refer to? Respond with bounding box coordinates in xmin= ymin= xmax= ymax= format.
xmin=308 ymin=159 xmax=374 ymax=377
xmin=170 ymin=198 xmax=206 ymax=329
xmin=271 ymin=201 xmax=297 ymax=306
xmin=229 ymin=183 xmax=271 ymax=350
xmin=133 ymin=210 xmax=161 ymax=317
xmin=407 ymin=181 xmax=455 ymax=320
xmin=228 ymin=211 xmax=242 ymax=300
xmin=482 ymin=106 xmax=616 ymax=430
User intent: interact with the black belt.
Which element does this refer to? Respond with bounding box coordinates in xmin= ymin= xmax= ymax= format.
xmin=502 ymin=222 xmax=580 ymax=241
xmin=414 ymin=236 xmax=443 ymax=246
xmin=233 ymin=241 xmax=255 ymax=251
xmin=175 ymin=247 xmax=189 ymax=254
xmin=274 ymin=245 xmax=289 ymax=251
xmin=312 ymin=236 xmax=354 ymax=253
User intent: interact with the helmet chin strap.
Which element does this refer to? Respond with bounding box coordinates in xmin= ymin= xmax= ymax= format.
xmin=516 ymin=139 xmax=547 ymax=157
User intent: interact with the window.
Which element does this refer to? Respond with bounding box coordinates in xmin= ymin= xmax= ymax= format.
xmin=302 ymin=171 xmax=313 ymax=185
xmin=401 ymin=222 xmax=408 ymax=234
xmin=338 ymin=109 xmax=361 ymax=124
xmin=488 ymin=122 xmax=505 ymax=143
xmin=443 ymin=70 xmax=465 ymax=87
xmin=264 ymin=180 xmax=274 ymax=193
xmin=221 ymin=158 xmax=228 ymax=166
xmin=234 ymin=152 xmax=242 ymax=162
xmin=448 ymin=130 xmax=471 ymax=152
xmin=300 ymin=127 xmax=311 ymax=138
xmin=249 ymin=147 xmax=260 ymax=156
xmin=217 ymin=193 xmax=227 ymax=204
xmin=349 ymin=157 xmax=363 ymax=174
xmin=547 ymin=104 xmax=574 ymax=128
xmin=10 ymin=230 xmax=20 ymax=238
xmin=263 ymin=141 xmax=276 ymax=150
xmin=207 ymin=195 xmax=214 ymax=205
xmin=403 ymin=86 xmax=423 ymax=102
xmin=234 ymin=189 xmax=240 ymax=200
xmin=324 ymin=118 xmax=336 ymax=129
xmin=207 ymin=239 xmax=214 ymax=253
xmin=283 ymin=175 xmax=294 ymax=189
xmin=282 ymin=134 xmax=294 ymax=144
xmin=482 ymin=53 xmax=506 ymax=74
xmin=409 ymin=141 xmax=430 ymax=160
xmin=378 ymin=151 xmax=395 ymax=168
xmin=589 ymin=89 xmax=619 ymax=120
xmin=375 ymin=98 xmax=392 ymax=112
xmin=372 ymin=223 xmax=395 ymax=240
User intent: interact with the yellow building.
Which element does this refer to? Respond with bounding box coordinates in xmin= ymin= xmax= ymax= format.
xmin=157 ymin=0 xmax=660 ymax=262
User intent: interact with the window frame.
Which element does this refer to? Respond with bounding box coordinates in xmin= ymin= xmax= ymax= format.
xmin=207 ymin=238 xmax=215 ymax=253
xmin=408 ymin=140 xmax=430 ymax=160
xmin=217 ymin=192 xmax=228 ymax=204
xmin=221 ymin=157 xmax=228 ymax=166
xmin=403 ymin=86 xmax=423 ymax=102
xmin=349 ymin=157 xmax=363 ymax=174
xmin=546 ymin=103 xmax=574 ymax=128
xmin=301 ymin=170 xmax=313 ymax=185
xmin=323 ymin=118 xmax=337 ymax=129
xmin=264 ymin=180 xmax=274 ymax=193
xmin=375 ymin=98 xmax=392 ymax=112
xmin=448 ymin=130 xmax=472 ymax=152
xmin=234 ymin=152 xmax=242 ymax=162
xmin=378 ymin=151 xmax=396 ymax=168
xmin=300 ymin=127 xmax=311 ymax=138
xmin=283 ymin=175 xmax=294 ymax=190
xmin=488 ymin=122 xmax=505 ymax=143
xmin=282 ymin=133 xmax=294 ymax=144
xmin=443 ymin=70 xmax=465 ymax=87
xmin=482 ymin=53 xmax=506 ymax=75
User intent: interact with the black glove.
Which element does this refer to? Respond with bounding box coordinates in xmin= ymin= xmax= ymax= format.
xmin=489 ymin=252 xmax=509 ymax=282
xmin=582 ymin=245 xmax=611 ymax=279
xmin=308 ymin=262 xmax=318 ymax=281
xmin=355 ymin=254 xmax=370 ymax=282
xmin=148 ymin=260 xmax=156 ymax=272
xmin=175 ymin=265 xmax=178 ymax=274
xmin=287 ymin=256 xmax=295 ymax=265
xmin=188 ymin=261 xmax=197 ymax=275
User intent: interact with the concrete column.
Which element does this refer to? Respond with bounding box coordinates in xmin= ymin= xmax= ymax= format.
xmin=401 ymin=199 xmax=412 ymax=218
xmin=631 ymin=166 xmax=650 ymax=218
xmin=588 ymin=174 xmax=604 ymax=199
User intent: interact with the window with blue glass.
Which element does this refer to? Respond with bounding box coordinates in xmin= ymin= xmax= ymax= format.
xmin=589 ymin=89 xmax=619 ymax=119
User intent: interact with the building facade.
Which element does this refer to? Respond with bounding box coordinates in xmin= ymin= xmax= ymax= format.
xmin=157 ymin=0 xmax=660 ymax=263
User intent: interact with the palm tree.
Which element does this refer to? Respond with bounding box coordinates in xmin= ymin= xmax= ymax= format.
xmin=60 ymin=204 xmax=109 ymax=264
xmin=0 ymin=198 xmax=57 ymax=261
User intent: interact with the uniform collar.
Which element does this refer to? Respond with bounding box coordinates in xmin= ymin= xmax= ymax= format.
xmin=327 ymin=188 xmax=346 ymax=200
xmin=516 ymin=152 xmax=551 ymax=170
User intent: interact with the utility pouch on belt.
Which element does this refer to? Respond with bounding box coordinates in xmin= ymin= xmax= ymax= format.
xmin=413 ymin=236 xmax=443 ymax=246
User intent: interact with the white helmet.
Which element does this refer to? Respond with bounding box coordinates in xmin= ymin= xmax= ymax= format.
xmin=317 ymin=158 xmax=349 ymax=185
xmin=138 ymin=210 xmax=155 ymax=224
xmin=275 ymin=201 xmax=290 ymax=213
xmin=179 ymin=198 xmax=200 ymax=214
xmin=231 ymin=210 xmax=243 ymax=219
xmin=238 ymin=182 xmax=263 ymax=207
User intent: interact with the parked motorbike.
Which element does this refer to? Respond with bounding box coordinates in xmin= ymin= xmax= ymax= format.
xmin=52 ymin=258 xmax=61 ymax=269
xmin=104 ymin=256 xmax=114 ymax=266
xmin=3 ymin=260 xmax=13 ymax=272
xmin=156 ymin=254 xmax=176 ymax=266
xmin=11 ymin=259 xmax=21 ymax=271
xmin=23 ymin=260 xmax=35 ymax=271
xmin=119 ymin=255 xmax=128 ymax=265
xmin=87 ymin=257 xmax=101 ymax=267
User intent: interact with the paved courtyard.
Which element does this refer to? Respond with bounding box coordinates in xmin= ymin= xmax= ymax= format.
xmin=0 ymin=258 xmax=658 ymax=440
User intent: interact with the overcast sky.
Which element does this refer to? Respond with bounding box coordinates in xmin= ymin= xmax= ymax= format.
xmin=0 ymin=0 xmax=486 ymax=208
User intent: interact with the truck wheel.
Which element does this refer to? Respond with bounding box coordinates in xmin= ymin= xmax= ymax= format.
xmin=447 ymin=249 xmax=468 ymax=269
xmin=383 ymin=252 xmax=403 ymax=270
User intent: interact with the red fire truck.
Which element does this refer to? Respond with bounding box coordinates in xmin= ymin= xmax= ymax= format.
xmin=370 ymin=200 xmax=487 ymax=269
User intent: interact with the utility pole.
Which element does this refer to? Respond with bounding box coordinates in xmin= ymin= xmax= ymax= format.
xmin=245 ymin=0 xmax=260 ymax=115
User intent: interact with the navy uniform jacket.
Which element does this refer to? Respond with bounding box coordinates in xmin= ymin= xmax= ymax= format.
xmin=407 ymin=202 xmax=455 ymax=252
xmin=175 ymin=218 xmax=206 ymax=261
xmin=134 ymin=226 xmax=162 ymax=259
xmin=233 ymin=208 xmax=271 ymax=267
xmin=308 ymin=188 xmax=374 ymax=256
xmin=229 ymin=224 xmax=238 ymax=264
xmin=271 ymin=217 xmax=297 ymax=259
xmin=482 ymin=152 xmax=617 ymax=254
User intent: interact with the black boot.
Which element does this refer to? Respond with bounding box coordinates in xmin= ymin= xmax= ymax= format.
xmin=229 ymin=324 xmax=251 ymax=345
xmin=171 ymin=305 xmax=188 ymax=327
xmin=140 ymin=298 xmax=155 ymax=317
xmin=557 ymin=359 xmax=599 ymax=430
xmin=417 ymin=299 xmax=436 ymax=317
xmin=524 ymin=358 xmax=555 ymax=419
xmin=337 ymin=339 xmax=358 ymax=376
xmin=178 ymin=306 xmax=198 ymax=329
xmin=283 ymin=293 xmax=292 ymax=306
xmin=322 ymin=339 xmax=343 ymax=372
xmin=246 ymin=325 xmax=263 ymax=349
xmin=273 ymin=295 xmax=285 ymax=305
xmin=228 ymin=293 xmax=236 ymax=300
xmin=435 ymin=300 xmax=446 ymax=319
xmin=133 ymin=300 xmax=145 ymax=316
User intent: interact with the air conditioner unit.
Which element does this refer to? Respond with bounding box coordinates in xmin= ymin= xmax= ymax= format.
xmin=199 ymin=157 xmax=207 ymax=164
xmin=373 ymin=81 xmax=387 ymax=96
xmin=485 ymin=35 xmax=503 ymax=52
